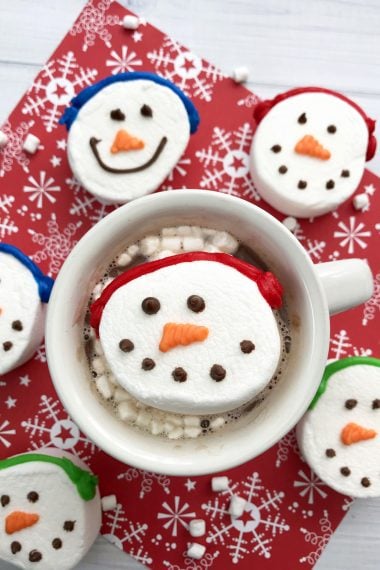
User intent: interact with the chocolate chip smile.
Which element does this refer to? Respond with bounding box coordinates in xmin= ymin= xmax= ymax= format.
xmin=89 ymin=136 xmax=167 ymax=174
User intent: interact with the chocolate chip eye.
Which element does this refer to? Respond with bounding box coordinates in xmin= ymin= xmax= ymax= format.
xmin=326 ymin=179 xmax=335 ymax=190
xmin=271 ymin=144 xmax=281 ymax=153
xmin=3 ymin=341 xmax=12 ymax=351
xmin=63 ymin=520 xmax=75 ymax=532
xmin=12 ymin=320 xmax=23 ymax=331
xmin=11 ymin=541 xmax=21 ymax=554
xmin=240 ymin=340 xmax=255 ymax=354
xmin=141 ymin=297 xmax=160 ymax=314
xmin=327 ymin=124 xmax=337 ymax=134
xmin=1 ymin=495 xmax=10 ymax=507
xmin=298 ymin=180 xmax=307 ymax=189
xmin=119 ymin=339 xmax=134 ymax=352
xmin=325 ymin=448 xmax=336 ymax=458
xmin=341 ymin=169 xmax=350 ymax=178
xmin=361 ymin=477 xmax=371 ymax=487
xmin=187 ymin=295 xmax=205 ymax=313
xmin=27 ymin=491 xmax=39 ymax=503
xmin=110 ymin=108 xmax=125 ymax=121
xmin=372 ymin=399 xmax=380 ymax=409
xmin=340 ymin=466 xmax=351 ymax=476
xmin=298 ymin=113 xmax=307 ymax=124
xmin=278 ymin=165 xmax=288 ymax=174
xmin=140 ymin=104 xmax=153 ymax=117
xmin=345 ymin=399 xmax=357 ymax=410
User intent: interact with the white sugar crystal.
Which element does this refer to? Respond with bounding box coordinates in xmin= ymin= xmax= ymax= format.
xmin=22 ymin=133 xmax=40 ymax=154
xmin=161 ymin=236 xmax=182 ymax=251
xmin=189 ymin=519 xmax=206 ymax=538
xmin=184 ymin=426 xmax=202 ymax=438
xmin=101 ymin=494 xmax=117 ymax=512
xmin=210 ymin=417 xmax=225 ymax=430
xmin=151 ymin=419 xmax=165 ymax=435
xmin=167 ymin=427 xmax=183 ymax=439
xmin=118 ymin=400 xmax=137 ymax=422
xmin=116 ymin=252 xmax=132 ymax=267
xmin=135 ymin=410 xmax=152 ymax=428
xmin=165 ymin=413 xmax=183 ymax=427
xmin=127 ymin=244 xmax=140 ymax=257
xmin=353 ymin=193 xmax=369 ymax=211
xmin=231 ymin=66 xmax=249 ymax=83
xmin=113 ymin=387 xmax=131 ymax=403
xmin=0 ymin=131 xmax=8 ymax=148
xmin=140 ymin=235 xmax=160 ymax=256
xmin=161 ymin=227 xmax=178 ymax=236
xmin=228 ymin=495 xmax=246 ymax=517
xmin=211 ymin=476 xmax=229 ymax=492
xmin=187 ymin=543 xmax=206 ymax=560
xmin=183 ymin=416 xmax=201 ymax=427
xmin=122 ymin=14 xmax=140 ymax=29
xmin=182 ymin=236 xmax=204 ymax=252
xmin=211 ymin=231 xmax=238 ymax=253
xmin=92 ymin=357 xmax=105 ymax=374
xmin=95 ymin=375 xmax=113 ymax=400
xmin=282 ymin=216 xmax=298 ymax=232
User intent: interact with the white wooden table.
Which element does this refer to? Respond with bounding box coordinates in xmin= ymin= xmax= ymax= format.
xmin=0 ymin=1 xmax=379 ymax=568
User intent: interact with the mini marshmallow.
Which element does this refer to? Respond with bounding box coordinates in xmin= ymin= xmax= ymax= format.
xmin=211 ymin=231 xmax=239 ymax=253
xmin=101 ymin=494 xmax=117 ymax=512
xmin=140 ymin=235 xmax=161 ymax=256
xmin=211 ymin=476 xmax=229 ymax=492
xmin=202 ymin=228 xmax=217 ymax=237
xmin=0 ymin=131 xmax=8 ymax=148
xmin=228 ymin=495 xmax=246 ymax=517
xmin=122 ymin=14 xmax=140 ymax=30
xmin=135 ymin=410 xmax=152 ymax=429
xmin=188 ymin=519 xmax=206 ymax=537
xmin=116 ymin=252 xmax=132 ymax=267
xmin=282 ymin=216 xmax=298 ymax=232
xmin=22 ymin=133 xmax=40 ymax=154
xmin=95 ymin=375 xmax=114 ymax=400
xmin=94 ymin=339 xmax=104 ymax=356
xmin=151 ymin=249 xmax=177 ymax=261
xmin=187 ymin=543 xmax=206 ymax=560
xmin=161 ymin=236 xmax=182 ymax=251
xmin=165 ymin=413 xmax=183 ymax=427
xmin=151 ymin=419 xmax=165 ymax=435
xmin=203 ymin=244 xmax=222 ymax=253
xmin=184 ymin=426 xmax=202 ymax=438
xmin=184 ymin=416 xmax=201 ymax=427
xmin=231 ymin=66 xmax=249 ymax=83
xmin=118 ymin=400 xmax=137 ymax=422
xmin=352 ymin=193 xmax=369 ymax=211
xmin=113 ymin=387 xmax=131 ymax=403
xmin=92 ymin=283 xmax=102 ymax=300
xmin=210 ymin=417 xmax=225 ymax=430
xmin=161 ymin=227 xmax=178 ymax=236
xmin=127 ymin=244 xmax=140 ymax=257
xmin=107 ymin=373 xmax=118 ymax=386
xmin=176 ymin=225 xmax=194 ymax=236
xmin=182 ymin=236 xmax=204 ymax=252
xmin=92 ymin=356 xmax=105 ymax=374
xmin=167 ymin=427 xmax=183 ymax=440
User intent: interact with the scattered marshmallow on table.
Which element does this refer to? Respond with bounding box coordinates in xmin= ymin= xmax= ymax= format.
xmin=228 ymin=495 xmax=247 ymax=517
xmin=22 ymin=133 xmax=40 ymax=154
xmin=0 ymin=131 xmax=8 ymax=148
xmin=122 ymin=14 xmax=140 ymax=29
xmin=189 ymin=519 xmax=206 ymax=538
xmin=101 ymin=495 xmax=117 ymax=512
xmin=231 ymin=66 xmax=249 ymax=83
xmin=352 ymin=193 xmax=369 ymax=211
xmin=211 ymin=476 xmax=229 ymax=492
xmin=187 ymin=543 xmax=206 ymax=560
xmin=282 ymin=216 xmax=298 ymax=232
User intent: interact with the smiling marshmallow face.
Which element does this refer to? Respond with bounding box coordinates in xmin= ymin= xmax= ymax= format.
xmin=99 ymin=259 xmax=281 ymax=415
xmin=250 ymin=93 xmax=369 ymax=217
xmin=0 ymin=460 xmax=101 ymax=569
xmin=67 ymin=80 xmax=191 ymax=204
xmin=0 ymin=253 xmax=45 ymax=375
xmin=298 ymin=360 xmax=380 ymax=497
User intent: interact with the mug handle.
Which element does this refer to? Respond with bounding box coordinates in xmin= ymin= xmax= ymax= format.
xmin=315 ymin=259 xmax=373 ymax=315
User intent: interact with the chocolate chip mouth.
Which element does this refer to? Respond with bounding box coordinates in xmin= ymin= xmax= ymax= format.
xmin=89 ymin=136 xmax=167 ymax=174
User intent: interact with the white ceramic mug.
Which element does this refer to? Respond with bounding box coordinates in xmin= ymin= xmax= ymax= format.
xmin=46 ymin=191 xmax=373 ymax=475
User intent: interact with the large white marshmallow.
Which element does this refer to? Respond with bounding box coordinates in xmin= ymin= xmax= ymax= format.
xmin=297 ymin=358 xmax=380 ymax=498
xmin=250 ymin=92 xmax=369 ymax=217
xmin=99 ymin=258 xmax=281 ymax=415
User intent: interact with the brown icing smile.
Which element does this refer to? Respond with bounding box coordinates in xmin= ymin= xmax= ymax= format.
xmin=89 ymin=136 xmax=167 ymax=174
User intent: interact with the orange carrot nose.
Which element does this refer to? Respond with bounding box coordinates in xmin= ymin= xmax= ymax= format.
xmin=341 ymin=422 xmax=377 ymax=446
xmin=294 ymin=135 xmax=331 ymax=160
xmin=159 ymin=323 xmax=209 ymax=353
xmin=5 ymin=511 xmax=40 ymax=535
xmin=110 ymin=129 xmax=145 ymax=154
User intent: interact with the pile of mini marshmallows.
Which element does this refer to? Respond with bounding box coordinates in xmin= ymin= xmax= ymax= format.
xmin=88 ymin=226 xmax=239 ymax=439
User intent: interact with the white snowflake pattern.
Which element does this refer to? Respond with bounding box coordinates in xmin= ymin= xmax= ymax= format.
xmin=362 ymin=273 xmax=380 ymax=326
xmin=157 ymin=496 xmax=196 ymax=537
xmin=69 ymin=183 xmax=117 ymax=225
xmin=0 ymin=194 xmax=15 ymax=214
xmin=118 ymin=467 xmax=171 ymax=499
xmin=304 ymin=239 xmax=326 ymax=262
xmin=163 ymin=550 xmax=220 ymax=570
xmin=334 ymin=216 xmax=371 ymax=254
xmin=147 ymin=37 xmax=223 ymax=102
xmin=106 ymin=45 xmax=143 ymax=74
xmin=0 ymin=215 xmax=18 ymax=238
xmin=276 ymin=428 xmax=300 ymax=468
xmin=237 ymin=93 xmax=260 ymax=108
xmin=330 ymin=329 xmax=372 ymax=359
xmin=202 ymin=472 xmax=289 ymax=563
xmin=70 ymin=0 xmax=120 ymax=52
xmin=28 ymin=213 xmax=82 ymax=275
xmin=0 ymin=419 xmax=16 ymax=448
xmin=0 ymin=120 xmax=33 ymax=177
xmin=342 ymin=497 xmax=354 ymax=512
xmin=294 ymin=469 xmax=327 ymax=505
xmin=104 ymin=503 xmax=152 ymax=565
xmin=300 ymin=509 xmax=332 ymax=564
xmin=21 ymin=394 xmax=96 ymax=462
xmin=23 ymin=171 xmax=61 ymax=209
xmin=22 ymin=51 xmax=97 ymax=132
xmin=196 ymin=123 xmax=258 ymax=200
xmin=34 ymin=344 xmax=46 ymax=363
xmin=166 ymin=157 xmax=191 ymax=182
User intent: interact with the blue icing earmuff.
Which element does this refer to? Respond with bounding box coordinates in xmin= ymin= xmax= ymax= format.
xmin=60 ymin=71 xmax=200 ymax=134
xmin=0 ymin=243 xmax=54 ymax=303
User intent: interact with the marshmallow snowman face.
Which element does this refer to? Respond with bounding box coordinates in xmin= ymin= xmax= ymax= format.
xmin=98 ymin=258 xmax=282 ymax=415
xmin=67 ymin=79 xmax=192 ymax=204
xmin=0 ymin=252 xmax=45 ymax=375
xmin=250 ymin=92 xmax=369 ymax=217
xmin=298 ymin=358 xmax=380 ymax=497
xmin=0 ymin=457 xmax=101 ymax=569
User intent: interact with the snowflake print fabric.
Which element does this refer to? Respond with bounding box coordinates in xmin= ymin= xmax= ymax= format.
xmin=0 ymin=1 xmax=379 ymax=568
